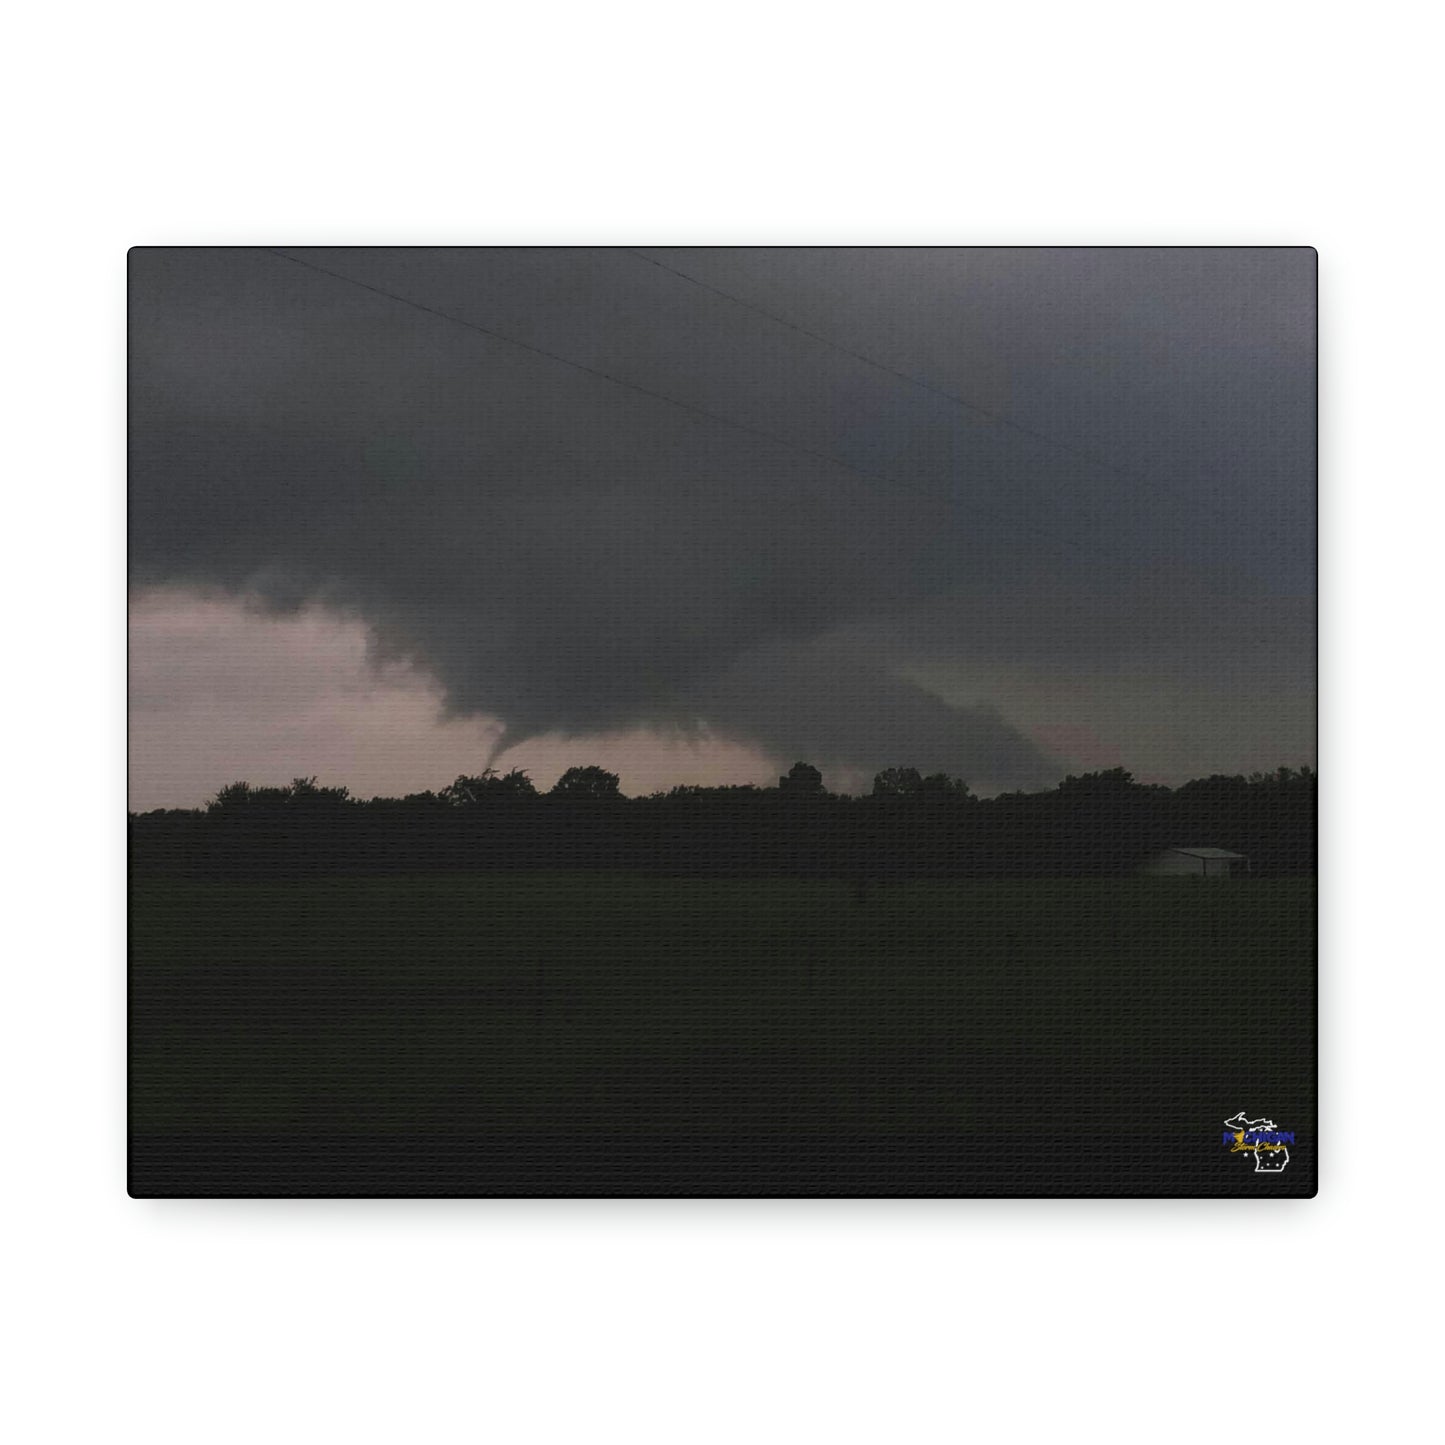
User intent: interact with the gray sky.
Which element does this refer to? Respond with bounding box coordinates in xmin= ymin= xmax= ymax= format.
xmin=129 ymin=247 xmax=1315 ymax=808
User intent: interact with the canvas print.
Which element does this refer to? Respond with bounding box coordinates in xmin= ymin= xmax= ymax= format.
xmin=128 ymin=247 xmax=1316 ymax=1196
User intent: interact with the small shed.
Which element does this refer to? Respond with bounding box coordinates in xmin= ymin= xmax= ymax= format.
xmin=1140 ymin=846 xmax=1248 ymax=878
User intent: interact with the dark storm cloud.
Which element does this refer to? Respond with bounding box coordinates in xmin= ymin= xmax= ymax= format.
xmin=128 ymin=247 xmax=1314 ymax=791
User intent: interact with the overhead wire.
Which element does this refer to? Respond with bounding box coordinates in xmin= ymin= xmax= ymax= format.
xmin=267 ymin=247 xmax=1141 ymax=573
xmin=626 ymin=246 xmax=1281 ymax=545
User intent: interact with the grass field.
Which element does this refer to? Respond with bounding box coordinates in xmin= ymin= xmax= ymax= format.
xmin=131 ymin=872 xmax=1315 ymax=1161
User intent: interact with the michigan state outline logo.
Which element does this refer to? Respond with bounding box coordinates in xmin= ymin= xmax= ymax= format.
xmin=1223 ymin=1112 xmax=1294 ymax=1173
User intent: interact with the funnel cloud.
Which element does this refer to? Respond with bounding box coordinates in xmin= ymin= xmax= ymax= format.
xmin=129 ymin=247 xmax=1314 ymax=801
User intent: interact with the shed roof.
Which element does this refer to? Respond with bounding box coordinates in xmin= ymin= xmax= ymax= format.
xmin=1167 ymin=846 xmax=1246 ymax=859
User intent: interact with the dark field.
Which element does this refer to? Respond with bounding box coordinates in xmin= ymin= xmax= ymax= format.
xmin=130 ymin=872 xmax=1316 ymax=1195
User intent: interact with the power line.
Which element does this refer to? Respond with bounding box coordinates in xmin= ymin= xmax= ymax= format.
xmin=266 ymin=247 xmax=1121 ymax=567
xmin=627 ymin=247 xmax=1279 ymax=544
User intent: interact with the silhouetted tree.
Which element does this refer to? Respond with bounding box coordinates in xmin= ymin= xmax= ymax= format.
xmin=207 ymin=780 xmax=292 ymax=811
xmin=135 ymin=759 xmax=1315 ymax=883
xmin=207 ymin=778 xmax=350 ymax=811
xmin=442 ymin=768 xmax=537 ymax=805
xmin=366 ymin=790 xmax=446 ymax=810
xmin=550 ymin=765 xmax=621 ymax=800
xmin=778 ymin=761 xmax=825 ymax=796
xmin=287 ymin=776 xmax=352 ymax=806
xmin=1057 ymin=767 xmax=1138 ymax=794
xmin=920 ymin=772 xmax=973 ymax=800
xmin=872 ymin=767 xmax=924 ymax=796
xmin=208 ymin=781 xmax=254 ymax=811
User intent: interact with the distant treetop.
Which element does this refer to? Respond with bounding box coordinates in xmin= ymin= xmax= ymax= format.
xmin=550 ymin=765 xmax=622 ymax=800
xmin=441 ymin=768 xmax=537 ymax=805
xmin=779 ymin=761 xmax=825 ymax=795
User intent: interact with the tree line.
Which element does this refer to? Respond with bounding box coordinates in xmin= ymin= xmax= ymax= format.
xmin=130 ymin=762 xmax=1316 ymax=881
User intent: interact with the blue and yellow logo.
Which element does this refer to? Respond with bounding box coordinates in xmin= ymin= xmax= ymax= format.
xmin=1222 ymin=1112 xmax=1294 ymax=1173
